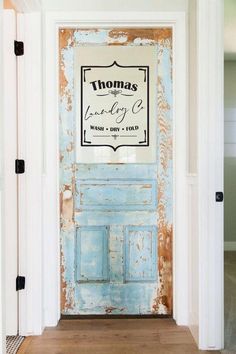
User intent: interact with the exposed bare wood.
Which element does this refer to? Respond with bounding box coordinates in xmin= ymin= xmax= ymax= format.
xmin=3 ymin=0 xmax=16 ymax=10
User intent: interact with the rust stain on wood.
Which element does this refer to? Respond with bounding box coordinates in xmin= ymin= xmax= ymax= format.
xmin=108 ymin=28 xmax=172 ymax=43
xmin=60 ymin=251 xmax=67 ymax=311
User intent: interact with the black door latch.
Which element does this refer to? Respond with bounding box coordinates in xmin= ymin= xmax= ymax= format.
xmin=216 ymin=191 xmax=224 ymax=202
xmin=16 ymin=276 xmax=25 ymax=291
xmin=14 ymin=40 xmax=24 ymax=56
xmin=15 ymin=159 xmax=25 ymax=174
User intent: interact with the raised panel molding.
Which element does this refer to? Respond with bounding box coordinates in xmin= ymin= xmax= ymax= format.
xmin=76 ymin=164 xmax=157 ymax=180
xmin=75 ymin=226 xmax=109 ymax=282
xmin=124 ymin=226 xmax=157 ymax=282
xmin=76 ymin=180 xmax=157 ymax=211
xmin=75 ymin=210 xmax=157 ymax=226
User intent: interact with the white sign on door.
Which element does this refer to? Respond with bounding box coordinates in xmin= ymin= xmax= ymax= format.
xmin=75 ymin=46 xmax=157 ymax=163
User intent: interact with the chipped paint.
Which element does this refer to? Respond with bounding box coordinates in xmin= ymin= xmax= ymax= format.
xmin=59 ymin=28 xmax=173 ymax=315
xmin=105 ymin=306 xmax=125 ymax=314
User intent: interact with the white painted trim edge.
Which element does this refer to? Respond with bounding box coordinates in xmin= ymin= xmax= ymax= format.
xmin=172 ymin=12 xmax=188 ymax=326
xmin=43 ymin=11 xmax=188 ymax=330
xmin=3 ymin=9 xmax=18 ymax=336
xmin=224 ymin=242 xmax=236 ymax=251
xmin=197 ymin=0 xmax=224 ymax=350
xmin=17 ymin=13 xmax=43 ymax=336
xmin=10 ymin=0 xmax=41 ymax=12
xmin=187 ymin=174 xmax=199 ymax=346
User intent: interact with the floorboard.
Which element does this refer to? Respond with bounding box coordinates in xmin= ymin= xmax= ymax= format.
xmin=17 ymin=318 xmax=219 ymax=354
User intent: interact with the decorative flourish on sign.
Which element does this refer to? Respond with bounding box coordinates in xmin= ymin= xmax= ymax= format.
xmin=83 ymin=130 xmax=91 ymax=144
xmin=109 ymin=89 xmax=122 ymax=97
xmin=83 ymin=68 xmax=91 ymax=82
xmin=139 ymin=130 xmax=147 ymax=144
xmin=139 ymin=68 xmax=147 ymax=82
xmin=80 ymin=61 xmax=149 ymax=151
xmin=96 ymin=89 xmax=134 ymax=97
xmin=111 ymin=134 xmax=119 ymax=140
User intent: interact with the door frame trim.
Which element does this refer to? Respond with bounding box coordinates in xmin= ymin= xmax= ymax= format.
xmin=3 ymin=9 xmax=18 ymax=336
xmin=17 ymin=12 xmax=43 ymax=336
xmin=42 ymin=11 xmax=188 ymax=328
xmin=197 ymin=0 xmax=224 ymax=350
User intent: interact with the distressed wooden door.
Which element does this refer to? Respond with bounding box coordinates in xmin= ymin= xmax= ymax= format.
xmin=59 ymin=28 xmax=173 ymax=315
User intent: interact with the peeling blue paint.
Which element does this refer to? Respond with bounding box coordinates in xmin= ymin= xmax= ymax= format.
xmin=59 ymin=28 xmax=173 ymax=315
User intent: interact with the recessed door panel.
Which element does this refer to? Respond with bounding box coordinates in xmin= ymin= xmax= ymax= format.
xmin=125 ymin=226 xmax=157 ymax=282
xmin=76 ymin=180 xmax=157 ymax=211
xmin=75 ymin=226 xmax=109 ymax=282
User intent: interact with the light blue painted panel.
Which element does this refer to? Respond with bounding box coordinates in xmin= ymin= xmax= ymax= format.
xmin=71 ymin=283 xmax=158 ymax=315
xmin=75 ymin=226 xmax=109 ymax=282
xmin=75 ymin=211 xmax=157 ymax=226
xmin=125 ymin=226 xmax=157 ymax=282
xmin=76 ymin=164 xmax=157 ymax=180
xmin=109 ymin=226 xmax=124 ymax=283
xmin=76 ymin=180 xmax=157 ymax=211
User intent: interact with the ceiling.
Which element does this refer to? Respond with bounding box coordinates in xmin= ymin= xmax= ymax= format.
xmin=40 ymin=0 xmax=188 ymax=12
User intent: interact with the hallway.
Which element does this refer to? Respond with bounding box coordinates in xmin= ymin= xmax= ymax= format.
xmin=17 ymin=318 xmax=219 ymax=354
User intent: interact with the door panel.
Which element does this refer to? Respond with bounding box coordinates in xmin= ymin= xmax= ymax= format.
xmin=76 ymin=180 xmax=157 ymax=211
xmin=76 ymin=226 xmax=109 ymax=282
xmin=125 ymin=226 xmax=157 ymax=282
xmin=59 ymin=28 xmax=173 ymax=315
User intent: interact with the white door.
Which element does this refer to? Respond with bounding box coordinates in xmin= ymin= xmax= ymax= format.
xmin=3 ymin=9 xmax=18 ymax=335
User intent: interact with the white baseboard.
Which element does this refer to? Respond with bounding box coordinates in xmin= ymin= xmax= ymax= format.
xmin=224 ymin=242 xmax=236 ymax=251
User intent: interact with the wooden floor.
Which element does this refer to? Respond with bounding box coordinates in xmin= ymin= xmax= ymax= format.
xmin=18 ymin=318 xmax=219 ymax=354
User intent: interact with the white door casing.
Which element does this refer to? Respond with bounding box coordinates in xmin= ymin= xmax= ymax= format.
xmin=17 ymin=12 xmax=43 ymax=336
xmin=197 ymin=0 xmax=224 ymax=350
xmin=43 ymin=11 xmax=188 ymax=327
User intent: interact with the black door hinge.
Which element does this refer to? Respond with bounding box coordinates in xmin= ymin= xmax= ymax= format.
xmin=14 ymin=40 xmax=24 ymax=56
xmin=16 ymin=276 xmax=25 ymax=291
xmin=15 ymin=159 xmax=25 ymax=174
xmin=216 ymin=191 xmax=224 ymax=202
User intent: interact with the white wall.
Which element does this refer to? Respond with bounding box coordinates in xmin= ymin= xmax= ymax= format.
xmin=189 ymin=0 xmax=197 ymax=173
xmin=225 ymin=0 xmax=236 ymax=60
xmin=225 ymin=61 xmax=236 ymax=111
xmin=42 ymin=0 xmax=188 ymax=12
xmin=224 ymin=61 xmax=236 ymax=245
